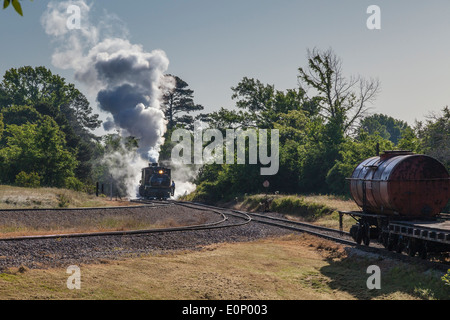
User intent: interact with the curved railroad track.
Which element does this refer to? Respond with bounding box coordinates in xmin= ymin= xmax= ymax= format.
xmin=0 ymin=201 xmax=251 ymax=242
xmin=186 ymin=201 xmax=354 ymax=245
xmin=0 ymin=199 xmax=282 ymax=270
xmin=178 ymin=201 xmax=450 ymax=271
xmin=0 ymin=199 xmax=448 ymax=271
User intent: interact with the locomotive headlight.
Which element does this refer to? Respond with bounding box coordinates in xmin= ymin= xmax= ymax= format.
xmin=158 ymin=170 xmax=164 ymax=175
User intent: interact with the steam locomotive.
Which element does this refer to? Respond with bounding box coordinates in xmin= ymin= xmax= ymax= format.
xmin=341 ymin=151 xmax=450 ymax=258
xmin=139 ymin=163 xmax=174 ymax=200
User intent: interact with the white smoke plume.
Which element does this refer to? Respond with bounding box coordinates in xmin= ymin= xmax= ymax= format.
xmin=42 ymin=0 xmax=173 ymax=197
xmin=171 ymin=163 xmax=198 ymax=199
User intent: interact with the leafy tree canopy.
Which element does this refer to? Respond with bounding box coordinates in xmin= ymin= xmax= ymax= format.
xmin=358 ymin=113 xmax=409 ymax=145
xmin=161 ymin=74 xmax=204 ymax=130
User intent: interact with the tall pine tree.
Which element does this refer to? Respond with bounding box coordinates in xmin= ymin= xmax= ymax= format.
xmin=161 ymin=74 xmax=204 ymax=130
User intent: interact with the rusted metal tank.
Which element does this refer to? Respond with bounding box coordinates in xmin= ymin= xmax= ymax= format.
xmin=350 ymin=151 xmax=450 ymax=218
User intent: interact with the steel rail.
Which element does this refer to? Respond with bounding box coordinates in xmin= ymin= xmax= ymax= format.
xmin=241 ymin=210 xmax=351 ymax=236
xmin=0 ymin=203 xmax=167 ymax=212
xmin=182 ymin=201 xmax=450 ymax=270
xmin=244 ymin=212 xmax=356 ymax=246
xmin=176 ymin=201 xmax=354 ymax=245
xmin=0 ymin=200 xmax=251 ymax=242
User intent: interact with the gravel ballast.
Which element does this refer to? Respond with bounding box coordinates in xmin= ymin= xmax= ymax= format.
xmin=0 ymin=204 xmax=291 ymax=270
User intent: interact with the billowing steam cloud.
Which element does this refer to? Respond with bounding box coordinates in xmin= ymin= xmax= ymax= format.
xmin=42 ymin=0 xmax=174 ymax=196
xmin=42 ymin=2 xmax=169 ymax=162
xmin=79 ymin=38 xmax=170 ymax=161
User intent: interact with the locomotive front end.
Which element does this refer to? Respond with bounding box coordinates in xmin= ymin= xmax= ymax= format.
xmin=139 ymin=163 xmax=173 ymax=200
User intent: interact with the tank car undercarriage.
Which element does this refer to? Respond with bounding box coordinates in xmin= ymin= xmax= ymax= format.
xmin=340 ymin=211 xmax=450 ymax=259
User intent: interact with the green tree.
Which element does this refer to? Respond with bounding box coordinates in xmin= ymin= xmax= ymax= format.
xmin=230 ymin=77 xmax=275 ymax=128
xmin=0 ymin=66 xmax=101 ymax=136
xmin=326 ymin=131 xmax=394 ymax=194
xmin=0 ymin=121 xmax=38 ymax=182
xmin=443 ymin=270 xmax=450 ymax=286
xmin=203 ymin=107 xmax=256 ymax=130
xmin=273 ymin=110 xmax=317 ymax=192
xmin=188 ymin=48 xmax=385 ymax=200
xmin=0 ymin=113 xmax=3 ymax=141
xmin=0 ymin=66 xmax=101 ymax=182
xmin=35 ymin=116 xmax=78 ymax=186
xmin=0 ymin=116 xmax=77 ymax=187
xmin=397 ymin=126 xmax=421 ymax=152
xmin=416 ymin=106 xmax=450 ymax=170
xmin=0 ymin=105 xmax=41 ymax=127
xmin=359 ymin=113 xmax=409 ymax=145
xmin=207 ymin=77 xmax=319 ymax=130
xmin=161 ymin=74 xmax=204 ymax=130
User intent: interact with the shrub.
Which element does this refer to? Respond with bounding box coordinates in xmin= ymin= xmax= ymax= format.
xmin=57 ymin=193 xmax=70 ymax=208
xmin=15 ymin=171 xmax=40 ymax=188
xmin=443 ymin=270 xmax=450 ymax=286
xmin=65 ymin=176 xmax=85 ymax=192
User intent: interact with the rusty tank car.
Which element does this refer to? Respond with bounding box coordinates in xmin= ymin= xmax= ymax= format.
xmin=349 ymin=151 xmax=449 ymax=218
xmin=340 ymin=151 xmax=450 ymax=259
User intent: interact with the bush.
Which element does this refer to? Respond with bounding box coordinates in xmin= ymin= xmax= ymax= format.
xmin=57 ymin=193 xmax=70 ymax=208
xmin=240 ymin=194 xmax=335 ymax=221
xmin=65 ymin=176 xmax=85 ymax=192
xmin=15 ymin=171 xmax=40 ymax=188
xmin=442 ymin=270 xmax=450 ymax=286
xmin=185 ymin=181 xmax=222 ymax=203
xmin=270 ymin=196 xmax=334 ymax=221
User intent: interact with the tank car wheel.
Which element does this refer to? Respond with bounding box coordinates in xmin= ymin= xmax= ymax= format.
xmin=395 ymin=236 xmax=404 ymax=253
xmin=363 ymin=234 xmax=370 ymax=246
xmin=406 ymin=238 xmax=417 ymax=257
xmin=350 ymin=225 xmax=358 ymax=243
xmin=362 ymin=223 xmax=371 ymax=246
xmin=380 ymin=231 xmax=389 ymax=248
xmin=355 ymin=225 xmax=363 ymax=245
xmin=417 ymin=241 xmax=428 ymax=260
xmin=387 ymin=234 xmax=398 ymax=251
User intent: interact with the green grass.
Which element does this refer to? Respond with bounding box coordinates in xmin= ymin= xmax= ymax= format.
xmin=233 ymin=193 xmax=359 ymax=231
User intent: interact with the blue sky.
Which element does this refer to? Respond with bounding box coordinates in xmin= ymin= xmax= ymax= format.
xmin=2 ymin=0 xmax=450 ymax=128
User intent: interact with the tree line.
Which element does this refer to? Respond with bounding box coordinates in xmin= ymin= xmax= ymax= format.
xmin=170 ymin=48 xmax=449 ymax=202
xmin=0 ymin=66 xmax=204 ymax=193
xmin=0 ymin=48 xmax=448 ymax=201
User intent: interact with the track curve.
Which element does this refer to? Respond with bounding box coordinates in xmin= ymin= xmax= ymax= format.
xmin=0 ymin=199 xmax=448 ymax=271
xmin=0 ymin=200 xmax=251 ymax=242
xmin=180 ymin=201 xmax=450 ymax=271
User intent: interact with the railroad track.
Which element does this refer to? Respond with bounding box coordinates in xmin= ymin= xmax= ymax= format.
xmin=176 ymin=201 xmax=450 ymax=271
xmin=1 ymin=199 xmax=448 ymax=271
xmin=133 ymin=199 xmax=357 ymax=246
xmin=0 ymin=200 xmax=251 ymax=242
xmin=182 ymin=201 xmax=356 ymax=246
